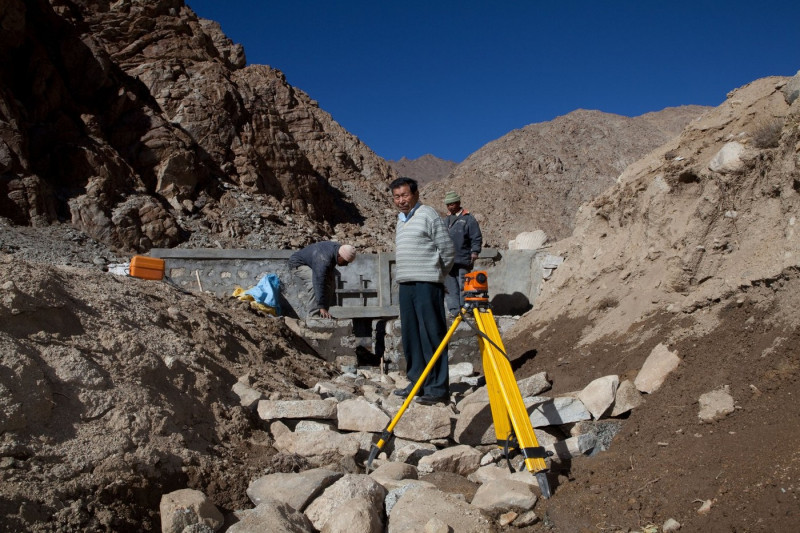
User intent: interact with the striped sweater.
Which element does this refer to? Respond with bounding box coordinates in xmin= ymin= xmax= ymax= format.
xmin=395 ymin=204 xmax=455 ymax=283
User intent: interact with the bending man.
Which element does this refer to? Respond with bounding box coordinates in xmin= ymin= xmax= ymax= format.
xmin=288 ymin=241 xmax=356 ymax=319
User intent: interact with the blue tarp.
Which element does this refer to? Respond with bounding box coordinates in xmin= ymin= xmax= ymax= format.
xmin=244 ymin=273 xmax=282 ymax=315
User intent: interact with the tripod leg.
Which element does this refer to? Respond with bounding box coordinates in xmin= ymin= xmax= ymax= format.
xmin=365 ymin=312 xmax=463 ymax=472
xmin=474 ymin=308 xmax=552 ymax=498
xmin=480 ymin=317 xmax=513 ymax=448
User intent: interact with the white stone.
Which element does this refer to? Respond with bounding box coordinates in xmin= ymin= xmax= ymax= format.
xmin=449 ymin=361 xmax=474 ymax=379
xmin=698 ymin=386 xmax=735 ymax=422
xmin=424 ymin=517 xmax=450 ymax=533
xmin=269 ymin=420 xmax=291 ymax=439
xmin=295 ymin=420 xmax=335 ymax=432
xmin=577 ymin=375 xmax=619 ymax=419
xmin=246 ymin=468 xmax=341 ymax=511
xmin=226 ymin=498 xmax=315 ymax=533
xmin=545 ymin=434 xmax=596 ymax=460
xmin=471 ymin=479 xmax=537 ymax=513
xmin=416 ymin=444 xmax=482 ymax=476
xmin=320 ymin=497 xmax=382 ymax=533
xmin=517 ymin=372 xmax=552 ymax=396
xmin=337 ymin=397 xmax=390 ymax=432
xmin=393 ymin=403 xmax=452 ymax=441
xmin=304 ymin=474 xmax=386 ymax=531
xmin=312 ymin=381 xmax=358 ymax=402
xmin=509 ymin=230 xmax=548 ymax=250
xmin=257 ymin=399 xmax=337 ymax=421
xmin=232 ymin=381 xmax=264 ymax=409
xmin=383 ymin=481 xmax=437 ymax=516
xmin=610 ymin=379 xmax=644 ymax=416
xmin=452 ymin=401 xmax=494 ymax=445
xmin=528 ymin=396 xmax=591 ymax=427
xmin=159 ymin=488 xmax=223 ymax=533
xmin=782 ymin=70 xmax=800 ymax=104
xmin=468 ymin=464 xmax=510 ymax=484
xmin=634 ymin=343 xmax=681 ymax=394
xmin=389 ymin=441 xmax=438 ymax=465
xmin=272 ymin=430 xmax=359 ymax=464
xmin=388 ymin=487 xmax=494 ymax=533
xmin=369 ymin=462 xmax=418 ymax=491
xmin=709 ymin=141 xmax=746 ymax=173
xmin=457 ymin=372 xmax=549 ymax=410
xmin=513 ymin=510 xmax=539 ymax=527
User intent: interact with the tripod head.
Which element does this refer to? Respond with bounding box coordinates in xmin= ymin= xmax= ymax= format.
xmin=463 ymin=270 xmax=490 ymax=308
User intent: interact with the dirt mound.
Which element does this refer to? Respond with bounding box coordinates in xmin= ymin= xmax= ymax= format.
xmin=0 ymin=231 xmax=336 ymax=531
xmin=512 ymin=284 xmax=800 ymax=532
xmin=504 ymin=75 xmax=800 ymax=531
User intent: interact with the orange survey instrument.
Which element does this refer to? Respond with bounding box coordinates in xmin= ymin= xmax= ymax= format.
xmin=129 ymin=255 xmax=165 ymax=280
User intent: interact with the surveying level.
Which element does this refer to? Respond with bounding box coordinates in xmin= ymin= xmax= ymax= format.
xmin=365 ymin=271 xmax=552 ymax=498
xmin=463 ymin=270 xmax=489 ymax=304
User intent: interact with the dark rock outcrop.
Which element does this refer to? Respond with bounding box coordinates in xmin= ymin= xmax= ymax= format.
xmin=0 ymin=0 xmax=397 ymax=252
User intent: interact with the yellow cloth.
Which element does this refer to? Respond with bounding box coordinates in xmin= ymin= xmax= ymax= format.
xmin=232 ymin=287 xmax=277 ymax=316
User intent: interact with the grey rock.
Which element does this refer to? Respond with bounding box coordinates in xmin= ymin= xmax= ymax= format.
xmin=471 ymin=479 xmax=537 ymax=514
xmin=227 ymin=498 xmax=315 ymax=533
xmin=246 ymin=468 xmax=342 ymax=511
xmin=304 ymin=474 xmax=387 ymax=531
xmin=257 ymin=399 xmax=338 ymax=421
xmin=782 ymin=70 xmax=800 ymax=104
xmin=159 ymin=489 xmax=223 ymax=533
xmin=388 ymin=487 xmax=496 ymax=533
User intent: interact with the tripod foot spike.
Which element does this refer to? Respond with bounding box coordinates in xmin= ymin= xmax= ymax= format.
xmin=536 ymin=471 xmax=552 ymax=499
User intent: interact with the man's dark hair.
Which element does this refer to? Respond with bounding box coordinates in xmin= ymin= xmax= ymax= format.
xmin=389 ymin=176 xmax=418 ymax=194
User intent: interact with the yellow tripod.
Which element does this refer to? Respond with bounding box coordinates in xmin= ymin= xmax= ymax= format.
xmin=365 ymin=271 xmax=552 ymax=498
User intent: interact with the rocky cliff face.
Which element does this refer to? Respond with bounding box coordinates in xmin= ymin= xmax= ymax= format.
xmin=422 ymin=106 xmax=709 ymax=247
xmin=0 ymin=0 xmax=397 ymax=253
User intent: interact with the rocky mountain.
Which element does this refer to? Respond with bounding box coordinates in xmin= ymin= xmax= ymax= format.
xmin=387 ymin=154 xmax=457 ymax=187
xmin=421 ymin=106 xmax=709 ymax=247
xmin=0 ymin=0 xmax=397 ymax=253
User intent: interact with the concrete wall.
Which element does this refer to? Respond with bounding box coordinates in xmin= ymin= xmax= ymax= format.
xmin=149 ymin=247 xmax=553 ymax=370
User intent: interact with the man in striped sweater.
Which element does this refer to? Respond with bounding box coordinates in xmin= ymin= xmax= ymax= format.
xmin=390 ymin=177 xmax=455 ymax=404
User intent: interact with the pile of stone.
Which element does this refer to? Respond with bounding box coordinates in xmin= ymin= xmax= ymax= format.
xmin=160 ymin=343 xmax=690 ymax=532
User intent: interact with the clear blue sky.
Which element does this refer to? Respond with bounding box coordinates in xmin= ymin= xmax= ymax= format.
xmin=187 ymin=1 xmax=800 ymax=163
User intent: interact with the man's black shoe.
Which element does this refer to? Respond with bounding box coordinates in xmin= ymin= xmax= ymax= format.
xmin=393 ymin=386 xmax=412 ymax=398
xmin=415 ymin=394 xmax=449 ymax=405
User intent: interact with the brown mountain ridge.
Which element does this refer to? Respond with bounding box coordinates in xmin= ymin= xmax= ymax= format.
xmin=422 ymin=106 xmax=710 ymax=247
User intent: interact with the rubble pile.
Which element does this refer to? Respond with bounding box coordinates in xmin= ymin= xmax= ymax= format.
xmin=158 ymin=341 xmax=696 ymax=532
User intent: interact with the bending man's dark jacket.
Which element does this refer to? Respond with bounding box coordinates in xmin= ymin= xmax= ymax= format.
xmin=444 ymin=211 xmax=482 ymax=267
xmin=288 ymin=241 xmax=341 ymax=309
